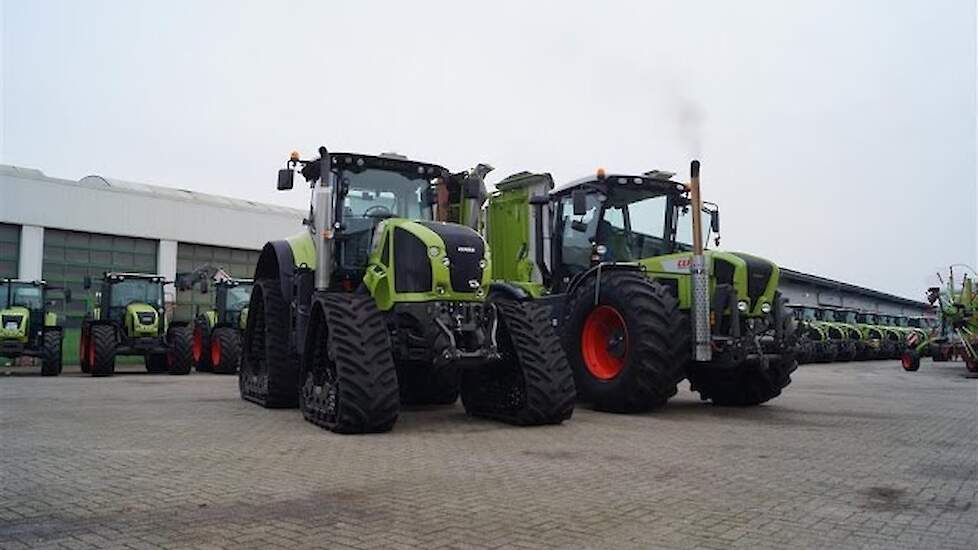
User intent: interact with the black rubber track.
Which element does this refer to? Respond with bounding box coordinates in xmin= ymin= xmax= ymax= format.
xmin=239 ymin=279 xmax=299 ymax=408
xmin=40 ymin=330 xmax=62 ymax=377
xmin=210 ymin=327 xmax=242 ymax=374
xmin=397 ymin=364 xmax=459 ymax=406
xmin=144 ymin=353 xmax=168 ymax=373
xmin=167 ymin=325 xmax=194 ymax=375
xmin=193 ymin=316 xmax=213 ymax=372
xmin=299 ymin=293 xmax=399 ymax=434
xmin=460 ymin=299 xmax=575 ymax=425
xmin=562 ymin=271 xmax=688 ymax=413
xmin=89 ymin=324 xmax=117 ymax=377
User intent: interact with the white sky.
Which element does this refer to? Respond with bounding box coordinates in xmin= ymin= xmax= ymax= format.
xmin=1 ymin=0 xmax=975 ymax=299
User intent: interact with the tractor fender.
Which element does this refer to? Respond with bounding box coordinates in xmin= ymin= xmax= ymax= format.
xmin=254 ymin=239 xmax=297 ymax=304
xmin=565 ymin=263 xmax=645 ymax=299
xmin=488 ymin=281 xmax=531 ymax=302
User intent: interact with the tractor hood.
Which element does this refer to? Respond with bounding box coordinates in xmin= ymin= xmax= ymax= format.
xmin=638 ymin=250 xmax=780 ymax=317
xmin=125 ymin=303 xmax=160 ymax=336
xmin=0 ymin=306 xmax=30 ymax=342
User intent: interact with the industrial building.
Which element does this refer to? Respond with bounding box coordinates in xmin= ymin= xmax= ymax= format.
xmin=2 ymin=163 xmax=929 ymax=362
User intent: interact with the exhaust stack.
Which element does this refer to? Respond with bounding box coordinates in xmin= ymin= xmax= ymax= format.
xmin=690 ymin=160 xmax=712 ymax=362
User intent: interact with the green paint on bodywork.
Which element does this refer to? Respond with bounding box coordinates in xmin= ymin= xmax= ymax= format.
xmin=487 ymin=186 xmax=536 ymax=284
xmin=44 ymin=312 xmax=57 ymax=327
xmin=286 ymin=231 xmax=317 ymax=269
xmin=124 ymin=303 xmax=159 ymax=337
xmin=0 ymin=306 xmax=30 ymax=343
xmin=363 ymin=219 xmax=491 ymax=311
xmin=239 ymin=307 xmax=249 ymax=331
xmin=204 ymin=310 xmax=218 ymax=329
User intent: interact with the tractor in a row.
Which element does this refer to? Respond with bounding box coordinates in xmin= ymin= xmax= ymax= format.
xmin=0 ymin=279 xmax=68 ymax=376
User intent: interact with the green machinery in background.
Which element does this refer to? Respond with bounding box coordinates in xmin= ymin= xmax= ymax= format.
xmin=903 ymin=267 xmax=978 ymax=372
xmin=79 ymin=272 xmax=194 ymax=376
xmin=816 ymin=308 xmax=861 ymax=362
xmin=238 ymin=148 xmax=574 ymax=434
xmin=0 ymin=279 xmax=69 ymax=376
xmin=177 ymin=265 xmax=253 ymax=374
xmin=787 ymin=305 xmax=834 ymax=363
xmin=485 ymin=162 xmax=797 ymax=412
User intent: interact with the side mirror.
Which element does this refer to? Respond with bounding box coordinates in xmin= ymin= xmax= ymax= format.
xmin=277 ymin=169 xmax=295 ymax=191
xmin=572 ymin=189 xmax=588 ymax=216
xmin=83 ymin=276 xmax=92 ymax=290
xmin=710 ymin=210 xmax=720 ymax=234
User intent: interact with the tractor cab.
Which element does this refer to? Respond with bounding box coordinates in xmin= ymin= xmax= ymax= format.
xmin=788 ymin=304 xmax=820 ymax=322
xmin=1 ymin=279 xmax=69 ymax=375
xmin=214 ymin=278 xmax=253 ymax=328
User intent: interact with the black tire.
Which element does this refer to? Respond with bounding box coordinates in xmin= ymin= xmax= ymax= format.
xmin=40 ymin=330 xmax=62 ymax=376
xmin=90 ymin=324 xmax=117 ymax=377
xmin=166 ymin=325 xmax=193 ymax=375
xmin=398 ymin=363 xmax=459 ymax=406
xmin=689 ymin=355 xmax=797 ymax=406
xmin=239 ymin=279 xmax=299 ymax=408
xmin=299 ymin=293 xmax=399 ymax=434
xmin=561 ymin=271 xmax=687 ymax=413
xmin=193 ymin=316 xmax=212 ymax=372
xmin=901 ymin=349 xmax=920 ymax=372
xmin=145 ymin=353 xmax=168 ymax=373
xmin=210 ymin=327 xmax=242 ymax=374
xmin=460 ymin=298 xmax=576 ymax=425
xmin=79 ymin=325 xmax=91 ymax=374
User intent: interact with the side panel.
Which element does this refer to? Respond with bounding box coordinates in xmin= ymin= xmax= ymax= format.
xmin=486 ymin=186 xmax=533 ymax=283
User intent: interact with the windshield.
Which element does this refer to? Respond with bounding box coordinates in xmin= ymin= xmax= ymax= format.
xmin=1 ymin=283 xmax=42 ymax=310
xmin=842 ymin=311 xmax=858 ymax=324
xmin=858 ymin=313 xmax=877 ymax=324
xmin=675 ymin=205 xmax=714 ymax=251
xmin=596 ymin=188 xmax=677 ymax=261
xmin=226 ymin=284 xmax=252 ymax=312
xmin=341 ymin=168 xmax=432 ymax=220
xmin=110 ymin=280 xmax=162 ymax=308
xmin=798 ymin=307 xmax=817 ymax=321
xmin=820 ymin=310 xmax=837 ymax=322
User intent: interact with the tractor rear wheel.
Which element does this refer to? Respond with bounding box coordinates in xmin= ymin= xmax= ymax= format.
xmin=193 ymin=317 xmax=212 ymax=372
xmin=210 ymin=327 xmax=241 ymax=374
xmin=398 ymin=364 xmax=459 ymax=406
xmin=79 ymin=326 xmax=91 ymax=374
xmin=239 ymin=279 xmax=299 ymax=408
xmin=688 ymin=355 xmax=797 ymax=406
xmin=299 ymin=293 xmax=399 ymax=434
xmin=145 ymin=353 xmax=168 ymax=373
xmin=901 ymin=349 xmax=921 ymax=372
xmin=166 ymin=325 xmax=194 ymax=375
xmin=89 ymin=324 xmax=117 ymax=377
xmin=40 ymin=331 xmax=62 ymax=376
xmin=562 ymin=271 xmax=687 ymax=413
xmin=460 ymin=298 xmax=575 ymax=425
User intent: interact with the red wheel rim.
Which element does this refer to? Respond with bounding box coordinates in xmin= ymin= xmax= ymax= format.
xmin=211 ymin=337 xmax=221 ymax=368
xmin=581 ymin=305 xmax=628 ymax=380
xmin=87 ymin=333 xmax=95 ymax=367
xmin=192 ymin=328 xmax=203 ymax=362
xmin=901 ymin=353 xmax=913 ymax=371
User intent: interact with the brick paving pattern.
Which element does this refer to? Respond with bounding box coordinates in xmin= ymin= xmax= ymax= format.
xmin=1 ymin=360 xmax=975 ymax=549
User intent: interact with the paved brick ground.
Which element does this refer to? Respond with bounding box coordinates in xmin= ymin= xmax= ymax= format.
xmin=1 ymin=360 xmax=975 ymax=549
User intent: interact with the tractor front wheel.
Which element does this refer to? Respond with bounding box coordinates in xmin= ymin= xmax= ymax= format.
xmin=40 ymin=331 xmax=62 ymax=376
xmin=460 ymin=298 xmax=575 ymax=425
xmin=193 ymin=317 xmax=212 ymax=372
xmin=562 ymin=271 xmax=687 ymax=413
xmin=901 ymin=349 xmax=921 ymax=372
xmin=210 ymin=327 xmax=242 ymax=374
xmin=89 ymin=324 xmax=117 ymax=377
xmin=166 ymin=325 xmax=194 ymax=375
xmin=688 ymin=355 xmax=797 ymax=406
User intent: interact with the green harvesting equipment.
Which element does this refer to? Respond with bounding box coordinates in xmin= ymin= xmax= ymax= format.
xmin=79 ymin=272 xmax=194 ymax=376
xmin=902 ymin=267 xmax=978 ymax=372
xmin=485 ymin=162 xmax=797 ymax=411
xmin=0 ymin=279 xmax=69 ymax=376
xmin=239 ymin=148 xmax=574 ymax=434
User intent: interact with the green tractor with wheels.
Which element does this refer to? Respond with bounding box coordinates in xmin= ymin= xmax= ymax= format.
xmin=177 ymin=266 xmax=252 ymax=374
xmin=239 ymin=148 xmax=575 ymax=434
xmin=874 ymin=314 xmax=905 ymax=359
xmin=903 ymin=268 xmax=978 ymax=372
xmin=79 ymin=272 xmax=194 ymax=376
xmin=787 ymin=305 xmax=833 ymax=363
xmin=816 ymin=307 xmax=860 ymax=361
xmin=0 ymin=279 xmax=69 ymax=376
xmin=485 ymin=162 xmax=797 ymax=411
xmin=854 ymin=312 xmax=887 ymax=360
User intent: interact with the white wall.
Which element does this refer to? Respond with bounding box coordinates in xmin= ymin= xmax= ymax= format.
xmin=17 ymin=225 xmax=43 ymax=280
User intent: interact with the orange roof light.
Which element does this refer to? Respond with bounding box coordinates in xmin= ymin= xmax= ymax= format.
xmin=290 ymin=151 xmax=300 ymax=161
xmin=596 ymin=168 xmax=606 ymax=179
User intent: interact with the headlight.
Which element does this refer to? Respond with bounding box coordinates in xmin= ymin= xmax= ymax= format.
xmin=737 ymin=301 xmax=749 ymax=312
xmin=428 ymin=246 xmax=441 ymax=257
xmin=760 ymin=303 xmax=772 ymax=314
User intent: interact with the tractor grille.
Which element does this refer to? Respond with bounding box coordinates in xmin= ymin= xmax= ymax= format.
xmin=732 ymin=253 xmax=774 ymax=305
xmin=418 ymin=221 xmax=485 ymax=294
xmin=137 ymin=312 xmax=156 ymax=326
xmin=2 ymin=314 xmax=24 ymax=329
xmin=394 ymin=227 xmax=433 ymax=293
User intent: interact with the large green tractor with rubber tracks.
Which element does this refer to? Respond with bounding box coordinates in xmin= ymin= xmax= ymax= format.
xmin=485 ymin=162 xmax=797 ymax=412
xmin=786 ymin=305 xmax=833 ymax=363
xmin=178 ymin=266 xmax=252 ymax=374
xmin=239 ymin=148 xmax=575 ymax=434
xmin=0 ymin=279 xmax=69 ymax=376
xmin=79 ymin=272 xmax=193 ymax=376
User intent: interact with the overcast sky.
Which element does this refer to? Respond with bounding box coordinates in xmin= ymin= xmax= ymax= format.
xmin=1 ymin=0 xmax=975 ymax=300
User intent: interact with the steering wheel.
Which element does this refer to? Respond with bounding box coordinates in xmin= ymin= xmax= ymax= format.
xmin=363 ymin=205 xmax=393 ymax=218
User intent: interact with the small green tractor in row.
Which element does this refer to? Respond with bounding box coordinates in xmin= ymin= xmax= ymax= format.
xmin=903 ymin=268 xmax=978 ymax=373
xmin=239 ymin=148 xmax=575 ymax=434
xmin=80 ymin=272 xmax=193 ymax=376
xmin=484 ymin=162 xmax=797 ymax=411
xmin=177 ymin=266 xmax=252 ymax=374
xmin=789 ymin=305 xmax=931 ymax=364
xmin=0 ymin=279 xmax=69 ymax=376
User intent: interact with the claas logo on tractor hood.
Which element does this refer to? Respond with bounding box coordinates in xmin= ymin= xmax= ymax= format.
xmin=456 ymin=246 xmax=477 ymax=254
